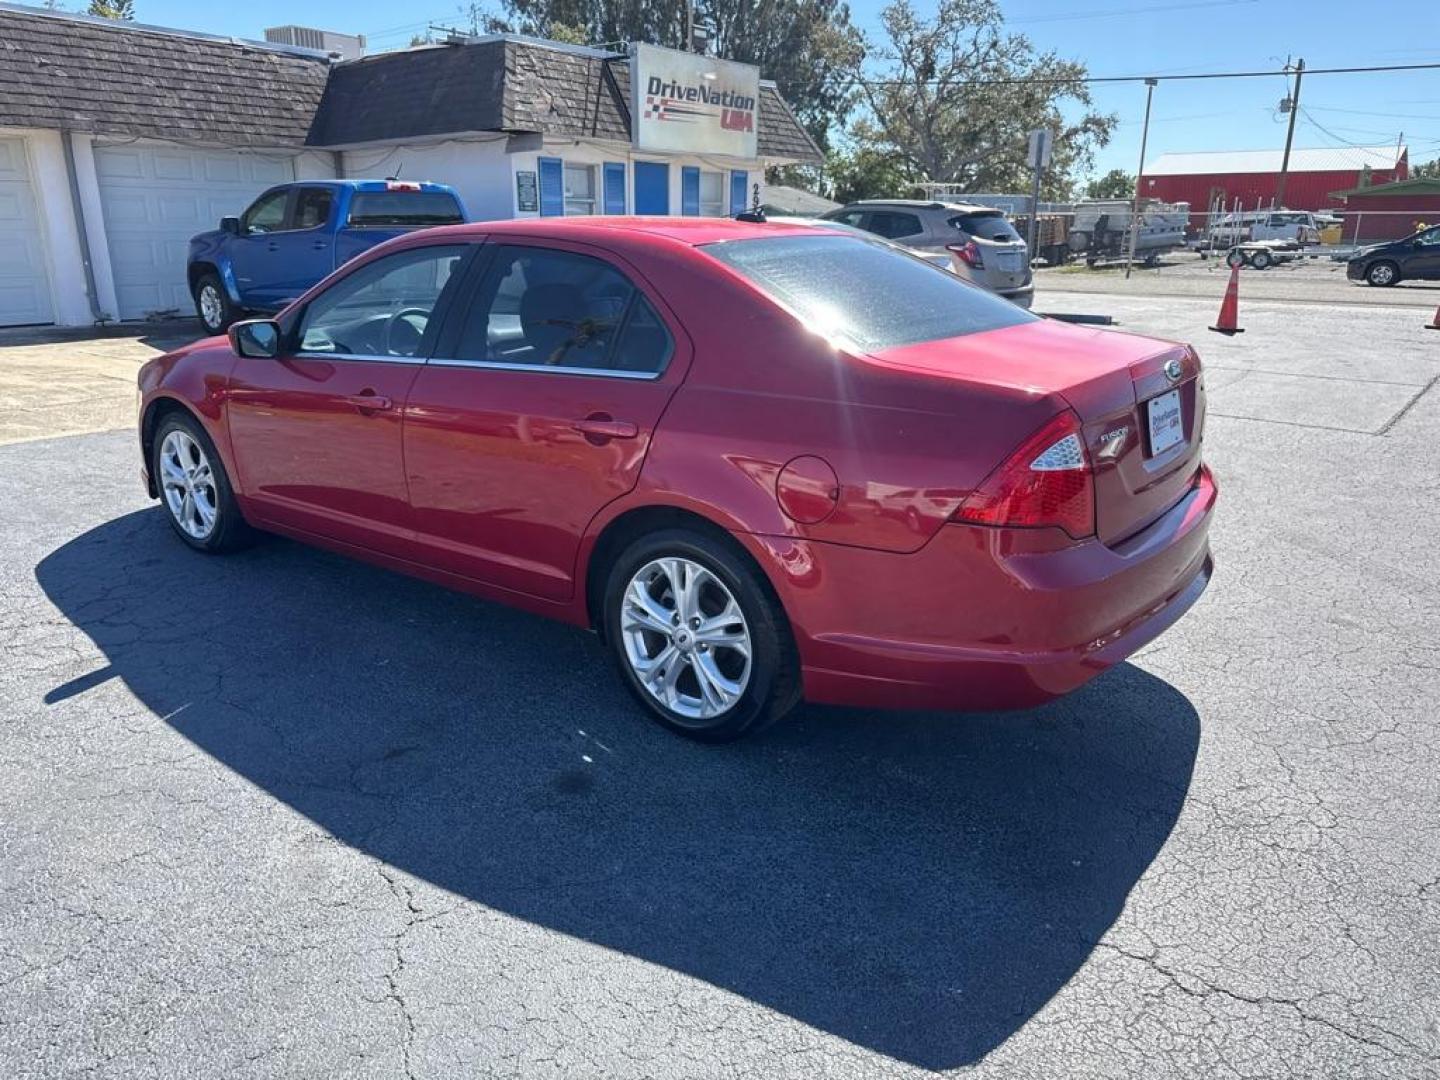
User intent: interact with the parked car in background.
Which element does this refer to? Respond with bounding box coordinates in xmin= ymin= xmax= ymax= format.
xmin=1346 ymin=225 xmax=1440 ymax=286
xmin=138 ymin=217 xmax=1215 ymax=742
xmin=822 ymin=200 xmax=1034 ymax=307
xmin=763 ymin=215 xmax=955 ymax=271
xmin=187 ymin=179 xmax=467 ymax=333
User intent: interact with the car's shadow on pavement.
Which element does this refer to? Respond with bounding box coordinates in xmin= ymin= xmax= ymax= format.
xmin=36 ymin=510 xmax=1200 ymax=1070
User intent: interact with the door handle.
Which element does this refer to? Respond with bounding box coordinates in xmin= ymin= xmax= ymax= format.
xmin=347 ymin=393 xmax=393 ymax=413
xmin=573 ymin=415 xmax=638 ymax=443
xmin=266 ymin=242 xmax=279 ymax=252
xmin=312 ymin=241 xmax=328 ymax=251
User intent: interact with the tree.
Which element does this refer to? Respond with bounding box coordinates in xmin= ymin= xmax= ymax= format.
xmin=87 ymin=0 xmax=134 ymax=18
xmin=1412 ymin=157 xmax=1440 ymax=180
xmin=852 ymin=0 xmax=1115 ymax=197
xmin=823 ymin=145 xmax=917 ymax=203
xmin=495 ymin=0 xmax=864 ymax=151
xmin=1085 ymin=168 xmax=1133 ymax=199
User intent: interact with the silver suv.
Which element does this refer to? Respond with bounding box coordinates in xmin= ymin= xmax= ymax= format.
xmin=823 ymin=200 xmax=1034 ymax=308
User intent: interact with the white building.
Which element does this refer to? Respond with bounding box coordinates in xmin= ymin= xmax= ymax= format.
xmin=0 ymin=3 xmax=821 ymax=327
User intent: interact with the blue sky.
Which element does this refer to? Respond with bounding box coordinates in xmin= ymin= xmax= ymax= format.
xmin=123 ymin=0 xmax=1440 ymax=178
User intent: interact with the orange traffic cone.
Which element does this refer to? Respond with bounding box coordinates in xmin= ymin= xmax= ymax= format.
xmin=1426 ymin=303 xmax=1440 ymax=330
xmin=1209 ymin=264 xmax=1244 ymax=335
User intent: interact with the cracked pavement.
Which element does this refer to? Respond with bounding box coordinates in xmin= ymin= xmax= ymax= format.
xmin=1 ymin=295 xmax=1438 ymax=1077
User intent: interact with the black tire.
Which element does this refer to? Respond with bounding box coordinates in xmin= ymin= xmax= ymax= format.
xmin=1250 ymin=250 xmax=1273 ymax=270
xmin=152 ymin=411 xmax=254 ymax=553
xmin=1225 ymin=249 xmax=1246 ymax=269
xmin=602 ymin=528 xmax=800 ymax=743
xmin=1366 ymin=261 xmax=1400 ymax=287
xmin=192 ymin=271 xmax=239 ymax=334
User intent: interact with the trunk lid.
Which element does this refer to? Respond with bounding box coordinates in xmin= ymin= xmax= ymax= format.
xmin=871 ymin=318 xmax=1206 ymax=545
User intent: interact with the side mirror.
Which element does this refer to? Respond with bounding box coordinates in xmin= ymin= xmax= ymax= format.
xmin=228 ymin=319 xmax=281 ymax=359
xmin=220 ymin=215 xmax=242 ymax=236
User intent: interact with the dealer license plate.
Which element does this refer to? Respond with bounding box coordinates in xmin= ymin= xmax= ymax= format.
xmin=1146 ymin=389 xmax=1184 ymax=456
xmin=997 ymin=251 xmax=1024 ymax=272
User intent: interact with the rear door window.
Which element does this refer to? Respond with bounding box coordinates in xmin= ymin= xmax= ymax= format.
xmin=440 ymin=245 xmax=672 ymax=375
xmin=865 ymin=211 xmax=924 ymax=239
xmin=347 ymin=191 xmax=465 ymax=228
xmin=705 ymin=234 xmax=1035 ymax=351
xmin=949 ymin=213 xmax=1022 ymax=242
xmin=292 ymin=187 xmax=334 ymax=230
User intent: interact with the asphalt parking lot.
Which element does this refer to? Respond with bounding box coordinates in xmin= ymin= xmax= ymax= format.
xmin=1 ymin=293 xmax=1438 ymax=1078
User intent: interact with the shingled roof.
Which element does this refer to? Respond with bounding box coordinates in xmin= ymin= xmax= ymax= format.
xmin=0 ymin=6 xmax=822 ymax=164
xmin=0 ymin=4 xmax=329 ymax=147
xmin=308 ymin=37 xmax=823 ymax=164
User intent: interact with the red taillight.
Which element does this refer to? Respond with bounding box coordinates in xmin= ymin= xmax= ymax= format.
xmin=948 ymin=240 xmax=984 ymax=268
xmin=954 ymin=410 xmax=1096 ymax=539
xmin=385 ymin=180 xmax=422 ymax=191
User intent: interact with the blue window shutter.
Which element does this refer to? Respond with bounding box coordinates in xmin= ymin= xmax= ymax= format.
xmin=730 ymin=170 xmax=749 ymax=215
xmin=634 ymin=162 xmax=669 ymax=215
xmin=538 ymin=157 xmax=564 ymax=217
xmin=603 ymin=162 xmax=626 ymax=215
xmin=681 ymin=166 xmax=700 ymax=216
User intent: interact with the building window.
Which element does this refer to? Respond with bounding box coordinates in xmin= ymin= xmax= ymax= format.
xmin=699 ymin=170 xmax=725 ymax=217
xmin=564 ymin=164 xmax=596 ymax=215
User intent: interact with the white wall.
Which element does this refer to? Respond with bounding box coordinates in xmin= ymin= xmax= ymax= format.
xmin=338 ymin=138 xmax=514 ymax=223
xmin=4 ymin=123 xmax=776 ymax=329
xmin=0 ymin=133 xmax=339 ymax=327
xmin=335 ymin=135 xmax=769 ymax=222
xmin=0 ymin=127 xmax=98 ymax=325
xmin=507 ymin=138 xmax=768 ymax=218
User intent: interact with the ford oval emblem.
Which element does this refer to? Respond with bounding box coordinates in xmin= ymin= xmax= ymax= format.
xmin=1164 ymin=357 xmax=1184 ymax=383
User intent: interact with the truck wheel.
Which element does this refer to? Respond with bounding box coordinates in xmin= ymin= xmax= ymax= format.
xmin=193 ymin=272 xmax=238 ymax=334
xmin=1225 ymin=249 xmax=1246 ymax=269
xmin=1250 ymin=250 xmax=1274 ymax=270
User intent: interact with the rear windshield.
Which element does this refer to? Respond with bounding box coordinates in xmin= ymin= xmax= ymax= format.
xmin=949 ymin=213 xmax=1023 ymax=242
xmin=704 ymin=235 xmax=1035 ymax=351
xmin=347 ymin=191 xmax=464 ymax=227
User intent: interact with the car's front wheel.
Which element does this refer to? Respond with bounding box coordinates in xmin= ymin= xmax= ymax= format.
xmin=192 ymin=272 xmax=238 ymax=334
xmin=1366 ymin=260 xmax=1400 ymax=287
xmin=152 ymin=411 xmax=252 ymax=553
xmin=604 ymin=529 xmax=799 ymax=742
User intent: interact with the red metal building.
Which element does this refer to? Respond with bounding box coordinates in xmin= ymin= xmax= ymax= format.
xmin=1329 ymin=177 xmax=1440 ymax=243
xmin=1139 ymin=145 xmax=1408 ymax=226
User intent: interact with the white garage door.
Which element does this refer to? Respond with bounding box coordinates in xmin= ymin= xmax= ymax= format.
xmin=0 ymin=136 xmax=54 ymax=327
xmin=95 ymin=144 xmax=297 ymax=320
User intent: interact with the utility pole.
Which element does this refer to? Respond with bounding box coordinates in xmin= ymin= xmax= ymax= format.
xmin=1275 ymin=58 xmax=1305 ymax=208
xmin=1125 ymin=77 xmax=1158 ymax=280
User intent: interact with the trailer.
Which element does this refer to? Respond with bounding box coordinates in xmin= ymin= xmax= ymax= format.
xmin=1067 ymin=198 xmax=1189 ymax=265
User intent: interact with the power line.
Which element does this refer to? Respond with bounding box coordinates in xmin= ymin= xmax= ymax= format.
xmin=855 ymin=60 xmax=1440 ymax=88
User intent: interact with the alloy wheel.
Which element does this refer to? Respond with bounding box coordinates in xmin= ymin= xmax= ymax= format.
xmin=159 ymin=429 xmax=218 ymax=540
xmin=620 ymin=557 xmax=752 ymax=722
xmin=198 ymin=283 xmax=224 ymax=330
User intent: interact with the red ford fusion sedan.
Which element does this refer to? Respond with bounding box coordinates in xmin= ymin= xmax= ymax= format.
xmin=137 ymin=217 xmax=1216 ymax=741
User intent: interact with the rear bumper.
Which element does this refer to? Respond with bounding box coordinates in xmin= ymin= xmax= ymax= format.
xmin=771 ymin=466 xmax=1217 ymax=712
xmin=998 ymin=283 xmax=1035 ymax=308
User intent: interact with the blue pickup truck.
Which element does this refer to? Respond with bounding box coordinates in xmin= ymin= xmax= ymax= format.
xmin=187 ymin=179 xmax=467 ymax=333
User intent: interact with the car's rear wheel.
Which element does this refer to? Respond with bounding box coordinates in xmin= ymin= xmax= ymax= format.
xmin=1367 ymin=261 xmax=1400 ymax=286
xmin=604 ymin=529 xmax=799 ymax=742
xmin=192 ymin=272 xmax=237 ymax=334
xmin=153 ymin=412 xmax=252 ymax=553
